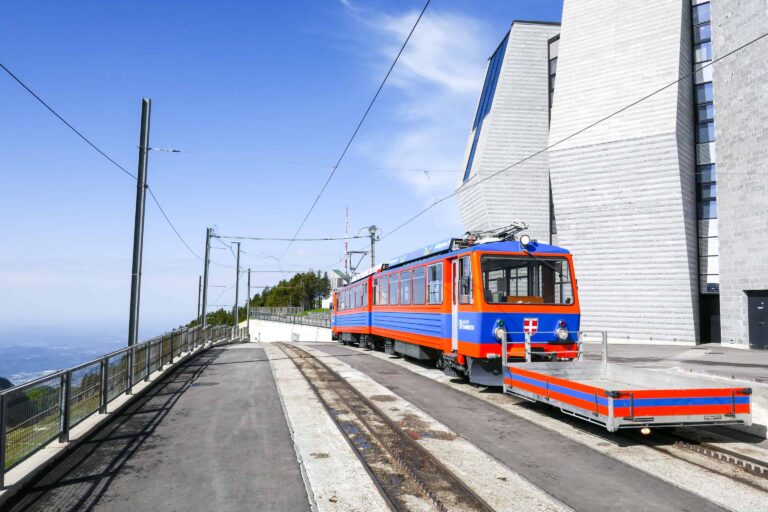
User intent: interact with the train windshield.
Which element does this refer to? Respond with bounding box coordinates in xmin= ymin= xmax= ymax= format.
xmin=481 ymin=255 xmax=574 ymax=305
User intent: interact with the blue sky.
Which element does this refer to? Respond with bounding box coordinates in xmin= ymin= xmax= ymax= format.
xmin=0 ymin=0 xmax=563 ymax=341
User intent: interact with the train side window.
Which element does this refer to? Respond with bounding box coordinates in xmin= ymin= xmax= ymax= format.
xmin=428 ymin=263 xmax=443 ymax=304
xmin=400 ymin=270 xmax=412 ymax=305
xmin=340 ymin=289 xmax=346 ymax=310
xmin=413 ymin=267 xmax=426 ymax=305
xmin=380 ymin=275 xmax=389 ymax=305
xmin=459 ymin=256 xmax=473 ymax=304
xmin=389 ymin=273 xmax=399 ymax=305
xmin=362 ymin=282 xmax=368 ymax=307
xmin=373 ymin=279 xmax=379 ymax=305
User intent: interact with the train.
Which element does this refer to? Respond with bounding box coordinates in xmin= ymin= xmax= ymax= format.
xmin=331 ymin=228 xmax=581 ymax=386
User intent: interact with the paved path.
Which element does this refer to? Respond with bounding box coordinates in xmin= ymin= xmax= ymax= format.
xmin=311 ymin=343 xmax=728 ymax=512
xmin=4 ymin=344 xmax=309 ymax=512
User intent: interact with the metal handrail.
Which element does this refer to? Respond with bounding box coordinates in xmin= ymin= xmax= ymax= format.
xmin=0 ymin=323 xmax=233 ymax=487
xmin=500 ymin=329 xmax=606 ymax=369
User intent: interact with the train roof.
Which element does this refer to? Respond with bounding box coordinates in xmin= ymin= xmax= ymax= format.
xmin=384 ymin=238 xmax=570 ymax=270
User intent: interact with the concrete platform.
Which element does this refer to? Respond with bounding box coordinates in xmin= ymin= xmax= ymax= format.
xmin=2 ymin=344 xmax=309 ymax=512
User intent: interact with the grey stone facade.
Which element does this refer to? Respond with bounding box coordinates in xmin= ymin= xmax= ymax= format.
xmin=712 ymin=0 xmax=768 ymax=347
xmin=457 ymin=22 xmax=560 ymax=241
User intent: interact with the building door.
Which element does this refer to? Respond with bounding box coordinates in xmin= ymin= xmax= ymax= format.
xmin=451 ymin=259 xmax=459 ymax=352
xmin=748 ymin=292 xmax=768 ymax=349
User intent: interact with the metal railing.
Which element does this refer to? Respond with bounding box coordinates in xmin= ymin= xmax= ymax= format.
xmin=251 ymin=311 xmax=331 ymax=329
xmin=0 ymin=324 xmax=234 ymax=487
xmin=251 ymin=307 xmax=304 ymax=315
xmin=499 ymin=330 xmax=607 ymax=367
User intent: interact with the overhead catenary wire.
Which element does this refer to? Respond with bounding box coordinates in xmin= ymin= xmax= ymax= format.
xmin=279 ymin=0 xmax=432 ymax=259
xmin=218 ymin=235 xmax=367 ymax=241
xmin=0 ymin=62 xmax=203 ymax=261
xmin=382 ymin=29 xmax=768 ymax=241
xmin=0 ymin=62 xmax=137 ymax=180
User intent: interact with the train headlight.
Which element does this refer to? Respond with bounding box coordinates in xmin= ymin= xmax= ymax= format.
xmin=555 ymin=327 xmax=569 ymax=341
xmin=519 ymin=234 xmax=531 ymax=246
xmin=494 ymin=326 xmax=506 ymax=341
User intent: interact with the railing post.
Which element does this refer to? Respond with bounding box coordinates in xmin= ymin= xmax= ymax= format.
xmin=1 ymin=393 xmax=7 ymax=488
xmin=145 ymin=340 xmax=151 ymax=381
xmin=170 ymin=329 xmax=175 ymax=365
xmin=159 ymin=336 xmax=165 ymax=370
xmin=99 ymin=357 xmax=108 ymax=413
xmin=59 ymin=371 xmax=71 ymax=443
xmin=127 ymin=344 xmax=134 ymax=395
xmin=126 ymin=346 xmax=134 ymax=396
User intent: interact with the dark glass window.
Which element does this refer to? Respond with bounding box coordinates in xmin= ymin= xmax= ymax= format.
xmin=412 ymin=267 xmax=426 ymax=305
xmin=695 ymin=82 xmax=714 ymax=103
xmin=698 ymin=199 xmax=717 ymax=219
xmin=694 ymin=42 xmax=712 ymax=63
xmin=693 ymin=23 xmax=711 ymax=44
xmin=696 ymin=102 xmax=714 ymax=123
xmin=400 ymin=271 xmax=411 ymax=305
xmin=389 ymin=274 xmax=399 ymax=306
xmin=697 ymin=121 xmax=715 ymax=143
xmin=463 ymin=35 xmax=509 ymax=181
xmin=428 ymin=263 xmax=443 ymax=304
xmin=549 ymin=57 xmax=558 ymax=75
xmin=699 ymin=182 xmax=717 ymax=200
xmin=692 ymin=3 xmax=711 ymax=25
xmin=696 ymin=163 xmax=716 ymax=183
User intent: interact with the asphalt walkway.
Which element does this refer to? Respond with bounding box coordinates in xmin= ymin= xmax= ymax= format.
xmin=4 ymin=344 xmax=309 ymax=512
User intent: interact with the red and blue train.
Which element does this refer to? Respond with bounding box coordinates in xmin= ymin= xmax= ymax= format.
xmin=331 ymin=232 xmax=580 ymax=385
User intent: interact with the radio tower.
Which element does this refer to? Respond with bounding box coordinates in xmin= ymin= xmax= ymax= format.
xmin=344 ymin=205 xmax=349 ymax=277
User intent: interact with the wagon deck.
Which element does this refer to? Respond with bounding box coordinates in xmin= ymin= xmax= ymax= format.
xmin=504 ymin=355 xmax=752 ymax=432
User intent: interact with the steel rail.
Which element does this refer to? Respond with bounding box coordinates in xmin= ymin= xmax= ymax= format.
xmin=278 ymin=342 xmax=493 ymax=512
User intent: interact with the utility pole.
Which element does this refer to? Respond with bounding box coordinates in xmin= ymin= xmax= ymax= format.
xmin=128 ymin=98 xmax=151 ymax=348
xmin=234 ymin=242 xmax=241 ymax=333
xmin=197 ymin=275 xmax=202 ymax=323
xmin=344 ymin=206 xmax=349 ymax=277
xmin=246 ymin=268 xmax=251 ymax=326
xmin=201 ymin=228 xmax=211 ymax=329
xmin=368 ymin=225 xmax=378 ymax=268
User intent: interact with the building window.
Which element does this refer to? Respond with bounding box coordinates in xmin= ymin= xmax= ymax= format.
xmin=389 ymin=273 xmax=399 ymax=306
xmin=698 ymin=199 xmax=717 ymax=219
xmin=695 ymin=83 xmax=714 ymax=103
xmin=696 ymin=102 xmax=714 ymax=123
xmin=693 ymin=23 xmax=711 ymax=44
xmin=463 ymin=34 xmax=509 ymax=182
xmin=697 ymin=163 xmax=716 ymax=183
xmin=412 ymin=267 xmax=426 ymax=305
xmin=459 ymin=256 xmax=473 ymax=304
xmin=427 ymin=263 xmax=443 ymax=304
xmin=692 ymin=2 xmax=711 ymax=25
xmin=696 ymin=121 xmax=715 ymax=143
xmin=694 ymin=42 xmax=712 ymax=63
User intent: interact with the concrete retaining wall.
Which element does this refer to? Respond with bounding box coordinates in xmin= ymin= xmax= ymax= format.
xmin=247 ymin=319 xmax=333 ymax=343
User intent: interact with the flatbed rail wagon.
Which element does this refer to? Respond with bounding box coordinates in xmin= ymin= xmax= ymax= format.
xmin=503 ymin=333 xmax=752 ymax=432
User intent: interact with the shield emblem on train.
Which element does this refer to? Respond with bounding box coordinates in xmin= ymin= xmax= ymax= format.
xmin=523 ymin=318 xmax=539 ymax=335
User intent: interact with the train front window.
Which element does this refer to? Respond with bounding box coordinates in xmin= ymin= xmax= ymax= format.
xmin=481 ymin=255 xmax=573 ymax=305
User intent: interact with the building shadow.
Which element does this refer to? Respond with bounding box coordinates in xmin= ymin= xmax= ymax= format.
xmin=3 ymin=348 xmax=224 ymax=512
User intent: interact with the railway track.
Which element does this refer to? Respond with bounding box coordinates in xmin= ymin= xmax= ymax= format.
xmin=277 ymin=343 xmax=493 ymax=512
